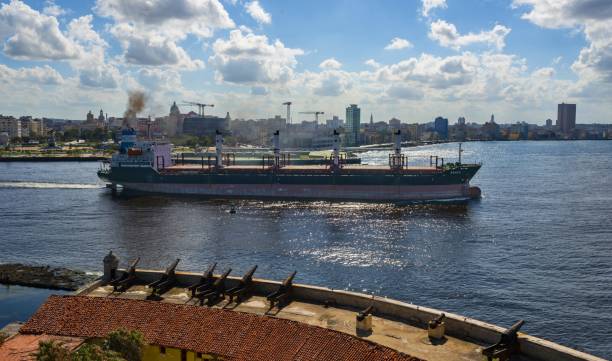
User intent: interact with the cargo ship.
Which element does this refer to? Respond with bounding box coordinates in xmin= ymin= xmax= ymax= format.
xmin=98 ymin=128 xmax=481 ymax=202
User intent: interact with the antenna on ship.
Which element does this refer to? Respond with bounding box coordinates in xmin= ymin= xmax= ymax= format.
xmin=458 ymin=143 xmax=463 ymax=164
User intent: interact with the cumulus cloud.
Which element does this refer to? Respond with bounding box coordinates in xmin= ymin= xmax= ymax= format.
xmin=386 ymin=85 xmax=424 ymax=100
xmin=421 ymin=0 xmax=447 ymax=17
xmin=319 ymin=58 xmax=342 ymax=70
xmin=251 ymin=85 xmax=269 ymax=95
xmin=0 ymin=0 xmax=80 ymax=60
xmin=308 ymin=70 xmax=352 ymax=96
xmin=513 ymin=0 xmax=612 ymax=84
xmin=384 ymin=37 xmax=412 ymax=50
xmin=95 ymin=0 xmax=234 ymax=38
xmin=429 ymin=20 xmax=511 ymax=51
xmin=209 ymin=29 xmax=303 ymax=85
xmin=68 ymin=15 xmax=107 ymax=46
xmin=79 ymin=66 xmax=120 ymax=89
xmin=513 ymin=0 xmax=612 ymax=28
xmin=364 ymin=59 xmax=381 ymax=68
xmin=245 ymin=1 xmax=271 ymax=25
xmin=43 ymin=0 xmax=66 ymax=17
xmin=0 ymin=64 xmax=64 ymax=85
xmin=95 ymin=0 xmax=233 ymax=68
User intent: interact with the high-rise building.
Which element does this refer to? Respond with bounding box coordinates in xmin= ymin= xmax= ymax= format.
xmin=545 ymin=118 xmax=553 ymax=127
xmin=345 ymin=104 xmax=361 ymax=146
xmin=557 ymin=103 xmax=576 ymax=134
xmin=434 ymin=116 xmax=448 ymax=139
xmin=457 ymin=117 xmax=466 ymax=125
xmin=0 ymin=116 xmax=21 ymax=138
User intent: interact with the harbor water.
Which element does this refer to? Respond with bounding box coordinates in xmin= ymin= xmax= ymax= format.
xmin=0 ymin=141 xmax=611 ymax=358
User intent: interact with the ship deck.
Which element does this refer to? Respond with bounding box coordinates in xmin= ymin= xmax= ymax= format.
xmin=84 ymin=283 xmax=529 ymax=361
xmin=162 ymin=164 xmax=443 ymax=174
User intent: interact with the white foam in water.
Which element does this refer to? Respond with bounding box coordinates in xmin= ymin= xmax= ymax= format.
xmin=0 ymin=181 xmax=102 ymax=189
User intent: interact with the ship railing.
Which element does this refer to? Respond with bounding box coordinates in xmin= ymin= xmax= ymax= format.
xmin=324 ymin=154 xmax=346 ymax=170
xmin=223 ymin=153 xmax=236 ymax=166
xmin=262 ymin=154 xmax=274 ymax=169
xmin=389 ymin=154 xmax=406 ymax=170
xmin=429 ymin=155 xmax=445 ymax=169
xmin=156 ymin=156 xmax=165 ymax=170
xmin=262 ymin=153 xmax=291 ymax=169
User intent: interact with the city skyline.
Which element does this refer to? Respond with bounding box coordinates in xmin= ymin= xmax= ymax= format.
xmin=0 ymin=0 xmax=611 ymax=123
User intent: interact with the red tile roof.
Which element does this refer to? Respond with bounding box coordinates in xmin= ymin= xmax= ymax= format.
xmin=0 ymin=334 xmax=84 ymax=361
xmin=20 ymin=296 xmax=422 ymax=361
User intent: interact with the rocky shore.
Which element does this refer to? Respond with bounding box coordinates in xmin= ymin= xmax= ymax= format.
xmin=0 ymin=264 xmax=98 ymax=291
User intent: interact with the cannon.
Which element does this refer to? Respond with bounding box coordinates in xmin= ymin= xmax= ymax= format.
xmin=187 ymin=263 xmax=217 ymax=297
xmin=197 ymin=268 xmax=232 ymax=306
xmin=226 ymin=265 xmax=257 ymax=304
xmin=147 ymin=259 xmax=180 ymax=296
xmin=109 ymin=257 xmax=140 ymax=292
xmin=482 ymin=320 xmax=525 ymax=361
xmin=427 ymin=313 xmax=446 ymax=340
xmin=267 ymin=271 xmax=297 ymax=310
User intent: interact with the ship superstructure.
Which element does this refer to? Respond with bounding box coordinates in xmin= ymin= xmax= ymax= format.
xmin=99 ymin=128 xmax=481 ymax=202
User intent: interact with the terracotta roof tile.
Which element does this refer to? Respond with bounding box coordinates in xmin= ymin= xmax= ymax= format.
xmin=20 ymin=295 xmax=423 ymax=361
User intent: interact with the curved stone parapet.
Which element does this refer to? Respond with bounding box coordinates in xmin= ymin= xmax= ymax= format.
xmin=84 ymin=268 xmax=604 ymax=361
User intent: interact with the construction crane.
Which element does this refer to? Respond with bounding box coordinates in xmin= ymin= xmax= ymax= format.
xmin=181 ymin=101 xmax=214 ymax=117
xmin=299 ymin=111 xmax=324 ymax=124
xmin=282 ymin=102 xmax=292 ymax=125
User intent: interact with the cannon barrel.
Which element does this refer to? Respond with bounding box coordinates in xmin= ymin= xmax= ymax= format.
xmin=430 ymin=313 xmax=446 ymax=326
xmin=504 ymin=320 xmax=524 ymax=336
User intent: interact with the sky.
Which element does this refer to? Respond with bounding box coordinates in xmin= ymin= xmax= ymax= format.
xmin=0 ymin=0 xmax=611 ymax=124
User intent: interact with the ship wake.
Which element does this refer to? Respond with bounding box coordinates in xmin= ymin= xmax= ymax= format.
xmin=0 ymin=181 xmax=102 ymax=189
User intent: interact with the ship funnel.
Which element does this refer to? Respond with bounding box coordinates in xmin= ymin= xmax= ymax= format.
xmin=394 ymin=129 xmax=401 ymax=156
xmin=215 ymin=130 xmax=223 ymax=168
xmin=332 ymin=129 xmax=340 ymax=167
xmin=119 ymin=128 xmax=137 ymax=154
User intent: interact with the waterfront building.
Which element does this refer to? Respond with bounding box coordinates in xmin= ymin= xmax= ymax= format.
xmin=345 ymin=104 xmax=360 ymax=146
xmin=546 ymin=118 xmax=553 ymax=127
xmin=454 ymin=118 xmax=467 ymax=141
xmin=98 ymin=109 xmax=106 ymax=124
xmin=0 ymin=115 xmax=21 ymax=138
xmin=434 ymin=116 xmax=449 ymax=140
xmin=325 ymin=115 xmax=343 ymax=129
xmin=86 ymin=110 xmax=94 ymax=123
xmin=183 ymin=115 xmax=229 ymax=137
xmin=19 ymin=117 xmax=45 ymax=138
xmin=388 ymin=117 xmax=401 ymax=129
xmin=0 ymin=132 xmax=8 ymax=145
xmin=482 ymin=119 xmax=501 ymax=140
xmin=402 ymin=123 xmax=419 ymax=140
xmin=557 ymin=103 xmax=576 ymax=134
xmin=160 ymin=101 xmax=183 ymax=136
xmin=81 ymin=109 xmax=107 ymax=131
xmin=136 ymin=117 xmax=162 ymax=138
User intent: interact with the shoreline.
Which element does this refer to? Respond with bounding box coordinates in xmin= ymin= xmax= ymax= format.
xmin=0 ymin=264 xmax=98 ymax=291
xmin=0 ymin=156 xmax=108 ymax=162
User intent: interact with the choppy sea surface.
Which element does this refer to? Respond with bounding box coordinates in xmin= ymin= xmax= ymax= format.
xmin=0 ymin=141 xmax=611 ymax=358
